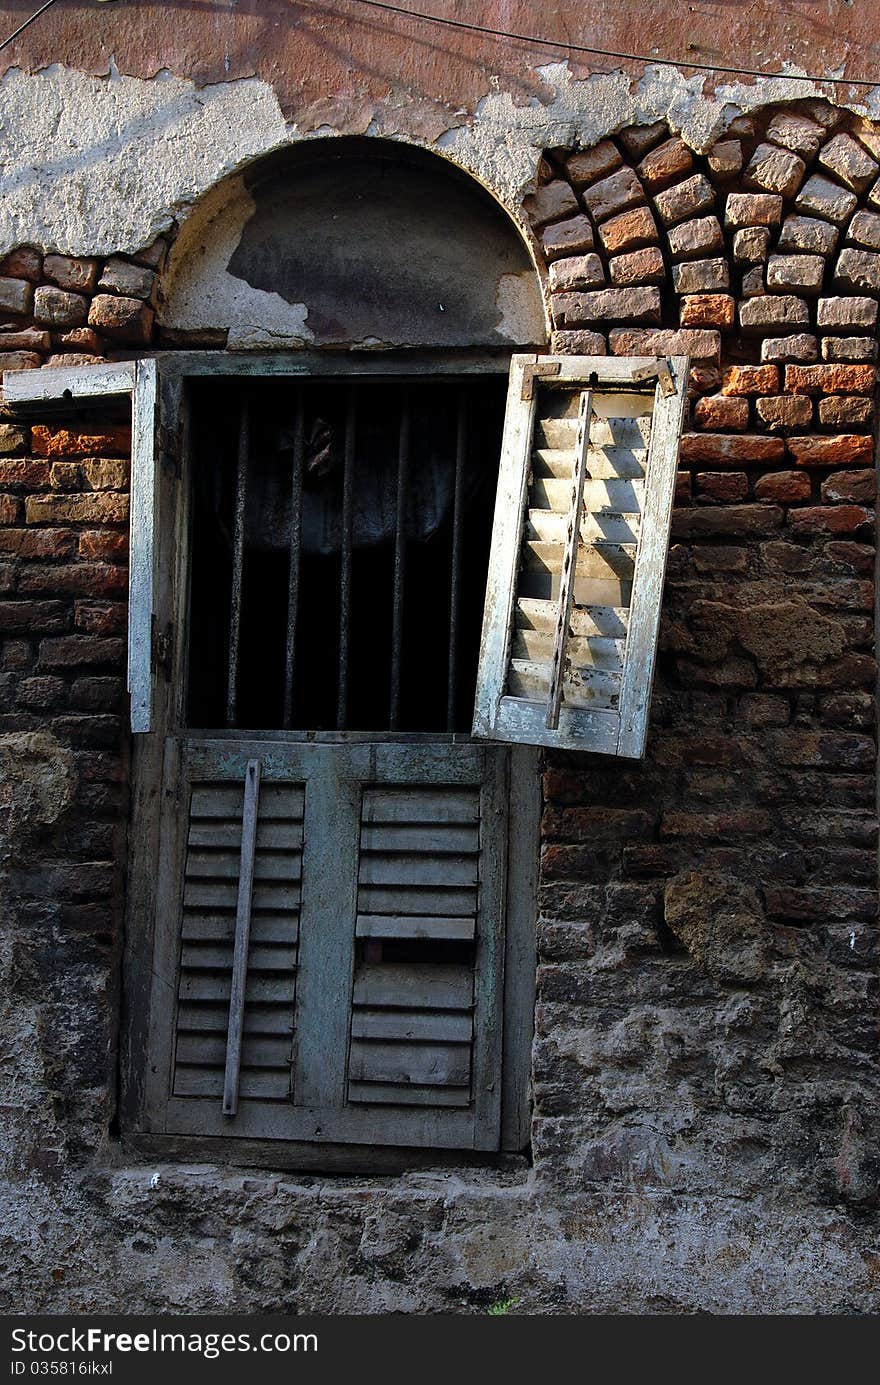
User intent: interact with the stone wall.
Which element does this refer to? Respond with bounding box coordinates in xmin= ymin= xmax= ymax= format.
xmin=1 ymin=100 xmax=879 ymax=1314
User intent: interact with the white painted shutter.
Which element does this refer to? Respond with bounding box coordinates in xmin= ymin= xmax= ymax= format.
xmin=473 ymin=354 xmax=688 ymax=759
xmin=2 ymin=359 xmax=159 ymax=732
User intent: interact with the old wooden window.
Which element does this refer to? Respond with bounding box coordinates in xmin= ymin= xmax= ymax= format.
xmin=3 ymin=350 xmax=686 ymax=1164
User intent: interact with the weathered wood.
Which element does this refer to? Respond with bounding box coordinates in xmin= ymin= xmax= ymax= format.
xmin=527 ymin=509 xmax=641 ymax=546
xmin=359 ymin=822 xmax=480 ymax=853
xmin=355 ymin=915 xmax=476 ymax=941
xmin=222 ymin=757 xmax=261 ymax=1117
xmin=129 ymin=360 xmax=159 ymax=734
xmin=531 ymin=475 xmax=645 ymax=513
xmin=500 ymin=744 xmax=540 ymax=1152
xmin=358 ymin=853 xmax=479 ymax=887
xmin=361 ymin=787 xmax=479 ymax=823
xmin=346 ymin=1082 xmax=471 ymax=1108
xmin=512 ymin=629 xmax=626 ymax=669
xmin=546 ymin=387 xmax=592 ymax=731
xmin=349 ymin=1040 xmax=471 ymax=1087
xmin=525 ymin=540 xmax=637 ymax=580
xmin=532 ymin=444 xmax=646 ymax=480
xmin=352 ymin=962 xmax=474 ymax=1009
xmin=351 ymin=1009 xmax=473 ymax=1041
xmin=516 ymin=597 xmax=629 ymax=639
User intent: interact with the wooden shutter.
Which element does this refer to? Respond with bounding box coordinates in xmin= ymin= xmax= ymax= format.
xmin=148 ymin=738 xmax=508 ymax=1151
xmin=473 ymin=354 xmax=688 ymax=758
xmin=2 ymin=359 xmax=159 ymax=733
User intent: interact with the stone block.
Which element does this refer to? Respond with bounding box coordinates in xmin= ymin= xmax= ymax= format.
xmin=821 ymin=469 xmax=876 ymax=503
xmin=550 ymin=329 xmax=606 ymax=355
xmin=87 ymin=294 xmax=154 ymax=344
xmin=722 ymin=364 xmax=779 ymax=395
xmin=671 ymin=257 xmax=728 ymax=293
xmin=581 ymin=166 xmax=645 ymax=222
xmin=33 ymin=285 xmax=88 ymax=328
xmin=541 ymin=214 xmax=595 ymax=261
xmin=785 ymin=363 xmax=876 ymax=394
xmin=818 ymin=396 xmax=873 ymax=428
xmin=821 ymin=335 xmax=877 ymax=362
xmin=787 ymin=434 xmax=874 ymax=467
xmin=0 ymin=425 xmax=29 ymax=456
xmin=565 ymin=141 xmax=622 ymax=189
xmin=846 ymin=209 xmax=880 ymax=252
xmin=733 ymin=226 xmax=770 ymax=264
xmin=744 ymin=142 xmax=805 ymax=198
xmin=834 ymin=247 xmax=880 ymax=294
xmin=692 ymin=395 xmax=749 ymax=430
xmin=0 ymin=277 xmax=33 ymax=317
xmin=755 ymin=395 xmax=813 ymax=431
xmin=707 ymin=140 xmax=743 ymax=177
xmin=788 ymin=504 xmax=870 ymax=535
xmin=608 ymin=328 xmax=720 ymax=360
xmin=795 ymin=174 xmax=858 ymax=225
xmin=766 ymin=253 xmax=825 ymax=294
xmin=754 ymin=470 xmax=811 ymax=503
xmin=739 ymin=295 xmax=810 ymax=333
xmin=0 ymin=247 xmax=42 ymax=282
xmin=523 ymin=179 xmax=580 ymax=228
xmin=97 ymin=257 xmax=157 ymax=300
xmin=678 ymin=432 xmax=785 ymax=465
xmin=777 ymin=214 xmax=839 ymax=256
xmin=548 ymin=254 xmax=605 ymax=292
xmin=0 ymin=327 xmax=51 ymax=352
xmin=760 ymin=333 xmax=818 ymax=363
xmin=725 ymin=192 xmax=783 ymax=227
xmin=553 ymin=286 xmax=660 ymax=326
xmin=638 ymin=137 xmax=693 ymax=189
xmin=818 ymin=133 xmax=878 ymax=193
xmin=766 ymin=110 xmax=825 ymax=158
xmin=740 ymin=266 xmax=765 ymax=297
xmin=598 ymin=205 xmax=658 ymax=255
xmin=695 ymin=471 xmax=748 ymax=502
xmin=672 ymin=503 xmax=784 ymax=537
xmin=618 ymin=122 xmax=667 ymax=159
xmin=608 ymin=246 xmax=665 ymax=286
xmin=0 ymin=351 xmax=41 ymax=370
xmin=680 ymin=294 xmax=734 ymax=328
xmin=653 ymin=173 xmax=714 ymax=226
xmin=667 ymin=215 xmax=723 ymax=260
xmin=816 ymin=296 xmax=878 ymax=331
xmin=43 ymin=255 xmax=100 ymax=293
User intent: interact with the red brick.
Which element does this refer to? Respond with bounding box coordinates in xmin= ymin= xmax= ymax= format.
xmin=0 ymin=494 xmax=19 ymax=525
xmin=680 ymin=294 xmax=735 ymax=328
xmin=81 ymin=458 xmax=129 ymax=491
xmin=0 ymin=425 xmax=29 ymax=457
xmin=679 ymin=433 xmax=785 ymax=465
xmin=31 ymin=424 xmax=131 ymax=459
xmin=725 ymin=192 xmax=783 ymax=227
xmin=0 ymin=600 xmax=68 ymax=633
xmin=788 ymin=505 xmax=870 ymax=535
xmin=38 ymin=635 xmax=125 ymax=668
xmin=541 ymin=214 xmax=595 ymax=261
xmin=542 ymin=806 xmax=654 ymax=841
xmin=660 ymin=809 xmax=771 ymax=837
xmin=755 ymin=395 xmax=813 ymax=431
xmin=523 ymin=180 xmax=581 ymax=229
xmin=672 ymin=504 xmax=784 ymax=537
xmin=0 ymin=246 xmax=42 ymax=281
xmin=18 ymin=563 xmax=128 ymax=597
xmin=24 ymin=494 xmax=129 ymax=525
xmin=753 ymin=471 xmax=811 ymax=503
xmin=598 ymin=205 xmax=658 ymax=255
xmin=675 ymin=470 xmax=692 ymax=505
xmin=695 ymin=471 xmax=748 ymax=502
xmin=553 ymin=286 xmax=660 ymax=325
xmin=722 ymin=364 xmax=779 ymax=396
xmin=784 ymin=364 xmax=876 ymax=394
xmin=608 ymin=246 xmax=665 ymax=287
xmin=74 ymin=600 xmax=126 ymax=636
xmin=787 ymin=435 xmax=874 ymax=467
xmin=581 ymin=167 xmax=645 ymax=222
xmin=821 ymin=469 xmax=876 ymax=503
xmin=817 ymin=395 xmax=873 ymax=428
xmin=637 ymin=136 xmax=693 ymax=189
xmin=609 ymin=328 xmax=719 ymax=361
xmin=78 ymin=530 xmax=129 ymax=562
xmin=16 ymin=675 xmax=68 ymax=710
xmin=565 ymin=141 xmax=622 ymax=188
xmin=0 ymin=528 xmax=77 ymax=558
xmin=70 ymin=676 xmax=124 ymax=712
xmin=667 ymin=215 xmax=723 ymax=260
xmin=550 ymin=330 xmax=606 ymax=355
xmin=693 ymin=395 xmax=749 ymax=430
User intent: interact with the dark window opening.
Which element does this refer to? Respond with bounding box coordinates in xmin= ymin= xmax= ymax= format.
xmin=186 ymin=377 xmax=506 ymax=733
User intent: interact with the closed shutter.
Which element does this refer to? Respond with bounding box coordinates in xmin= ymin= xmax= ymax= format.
xmin=148 ymin=739 xmax=508 ymax=1150
xmin=473 ymin=354 xmax=688 ymax=758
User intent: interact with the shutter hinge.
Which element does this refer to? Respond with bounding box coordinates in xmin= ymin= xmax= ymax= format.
xmin=151 ymin=616 xmax=173 ymax=674
xmin=158 ymin=422 xmax=182 ymax=476
xmin=656 ymin=357 xmax=676 ymax=397
xmin=521 ymin=360 xmax=561 ymax=400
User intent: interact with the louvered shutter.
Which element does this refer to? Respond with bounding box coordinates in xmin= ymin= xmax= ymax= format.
xmin=1 ymin=359 xmax=159 ymax=732
xmin=473 ymin=354 xmax=688 ymax=758
xmin=149 ymin=739 xmax=508 ymax=1150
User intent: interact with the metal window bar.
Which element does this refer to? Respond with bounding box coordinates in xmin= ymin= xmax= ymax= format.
xmin=226 ymin=398 xmax=250 ymax=727
xmin=389 ymin=393 xmax=411 ymax=730
xmin=446 ymin=391 xmax=468 ymax=731
xmin=282 ymin=390 xmax=306 ymax=729
xmin=336 ymin=386 xmax=357 ymax=730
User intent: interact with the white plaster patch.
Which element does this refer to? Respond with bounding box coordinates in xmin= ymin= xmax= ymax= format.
xmin=495 ymin=269 xmax=549 ymax=341
xmin=161 ymin=176 xmax=314 ymax=346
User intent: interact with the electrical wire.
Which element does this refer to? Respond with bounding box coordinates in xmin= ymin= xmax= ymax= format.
xmin=342 ymin=0 xmax=880 ymax=91
xmin=0 ymin=0 xmax=61 ymax=54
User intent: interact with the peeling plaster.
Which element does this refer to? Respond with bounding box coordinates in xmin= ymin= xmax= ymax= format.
xmin=3 ymin=59 xmax=880 ymax=267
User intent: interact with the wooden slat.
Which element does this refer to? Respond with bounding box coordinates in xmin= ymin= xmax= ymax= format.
xmin=179 ymin=972 xmax=296 ymax=1004
xmin=527 ymin=508 xmax=641 ymax=546
xmin=357 ymin=884 xmax=477 ymax=916
xmin=181 ymin=914 xmax=298 ymax=944
xmin=352 ymin=963 xmax=473 ymax=1009
xmin=189 ymin=785 xmax=304 ymax=819
xmin=512 ymin=629 xmax=626 ymax=669
xmin=351 ymin=1009 xmax=473 ymax=1042
xmin=347 ymin=1082 xmax=471 ymax=1107
xmin=177 ymin=1033 xmax=293 ymax=1069
xmin=545 ymin=387 xmax=591 ymax=731
xmin=524 ymin=542 xmax=636 ymax=579
xmin=183 ymin=880 xmax=300 ymax=910
xmin=516 ymin=597 xmax=629 ymax=639
xmin=360 ymin=788 xmax=479 ymax=824
xmin=174 ymin=1069 xmax=290 ymax=1100
xmin=129 ymin=360 xmax=158 ymax=734
xmin=508 ymin=660 xmax=621 ymax=707
xmin=180 ymin=943 xmax=298 ymax=972
xmin=518 ymin=570 xmax=633 ymax=607
xmin=349 ymin=1040 xmax=471 ymax=1086
xmin=532 ymin=476 xmax=645 ymax=513
xmin=176 ymin=1003 xmax=295 ymax=1035
xmin=222 ymin=757 xmax=260 ymax=1117
xmin=185 ymin=849 xmax=302 ymax=881
xmin=359 ymin=822 xmax=480 ymax=853
xmin=187 ymin=820 xmax=302 ymax=849
xmin=355 ymin=914 xmax=476 ymax=941
xmin=539 ymin=385 xmax=654 ymax=419
xmin=532 ymin=445 xmax=646 ymax=480
xmin=357 ymin=853 xmax=478 ymax=887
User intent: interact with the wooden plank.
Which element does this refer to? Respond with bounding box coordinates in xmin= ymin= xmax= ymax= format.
xmin=538 ymin=385 xmax=654 ymax=421
xmin=616 ymin=356 xmax=689 ymax=758
xmin=512 ymin=629 xmax=626 ymax=669
xmin=187 ymin=820 xmax=302 ymax=849
xmin=360 ymin=788 xmax=479 ymax=823
xmin=222 ymin=757 xmax=261 ymax=1117
xmin=357 ymin=853 xmax=479 ymax=888
xmin=183 ymin=880 xmax=300 ymax=910
xmin=355 ymin=915 xmax=475 ymax=941
xmin=180 ymin=942 xmax=298 ymax=971
xmin=352 ymin=963 xmax=473 ymax=1010
xmin=349 ymin=1040 xmax=471 ymax=1086
xmin=2 ymin=359 xmax=136 ymax=406
xmin=347 ymin=1082 xmax=471 ymax=1107
xmin=181 ymin=914 xmax=298 ymax=944
xmin=524 ymin=541 xmax=637 ymax=579
xmin=129 ymin=360 xmax=158 ymax=734
xmin=518 ymin=569 xmax=633 ymax=606
xmin=532 ymin=476 xmax=645 ymax=513
xmin=532 ymin=444 xmax=646 ymax=480
xmin=527 ymin=509 xmax=641 ymax=546
xmin=185 ymin=849 xmax=302 ymax=882
xmin=189 ymin=784 xmax=304 ymax=819
xmin=473 ymin=354 xmax=538 ymax=738
xmin=545 ymin=387 xmax=591 ymax=731
xmin=469 ymin=742 xmax=508 ymax=1150
xmin=177 ymin=1033 xmax=294 ymax=1068
xmin=174 ymin=1069 xmax=290 ymax=1100
xmin=508 ymin=660 xmax=621 ymax=707
xmin=492 ymin=693 xmax=620 ymax=754
xmin=356 ymin=884 xmax=477 ymax=916
xmin=359 ymin=822 xmax=479 ymax=854
xmin=351 ymin=1009 xmax=473 ymax=1041
xmin=500 ymin=744 xmax=540 ymax=1152
xmin=177 ymin=1003 xmax=295 ymax=1035
xmin=179 ymin=972 xmax=296 ymax=1004
xmin=516 ymin=597 xmax=629 ymax=639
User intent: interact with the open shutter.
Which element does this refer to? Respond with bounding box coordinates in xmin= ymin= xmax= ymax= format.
xmin=152 ymin=738 xmax=508 ymax=1151
xmin=473 ymin=354 xmax=688 ymax=758
xmin=2 ymin=359 xmax=159 ymax=732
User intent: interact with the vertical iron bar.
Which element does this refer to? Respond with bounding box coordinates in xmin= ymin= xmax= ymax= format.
xmin=337 ymin=386 xmax=357 ymax=729
xmin=222 ymin=756 xmax=261 ymax=1117
xmin=282 ymin=389 xmax=305 ymax=728
xmin=227 ymin=397 xmax=250 ymax=727
xmin=446 ymin=389 xmax=467 ymax=730
xmin=389 ymin=394 xmax=410 ymax=730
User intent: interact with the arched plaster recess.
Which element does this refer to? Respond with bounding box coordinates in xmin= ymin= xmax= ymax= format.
xmin=3 ymin=61 xmax=880 ymax=265
xmin=159 ymin=140 xmax=547 ymax=350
